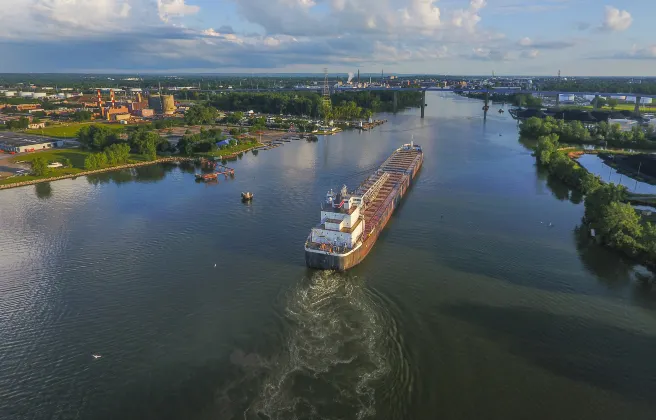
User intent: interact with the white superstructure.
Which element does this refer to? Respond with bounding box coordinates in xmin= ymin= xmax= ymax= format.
xmin=309 ymin=186 xmax=365 ymax=249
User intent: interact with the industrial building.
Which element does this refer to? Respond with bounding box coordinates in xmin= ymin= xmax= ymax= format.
xmin=148 ymin=95 xmax=176 ymax=114
xmin=0 ymin=132 xmax=64 ymax=153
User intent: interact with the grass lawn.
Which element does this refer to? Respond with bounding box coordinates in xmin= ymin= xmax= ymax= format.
xmin=196 ymin=142 xmax=261 ymax=158
xmin=0 ymin=149 xmax=152 ymax=186
xmin=25 ymin=122 xmax=124 ymax=138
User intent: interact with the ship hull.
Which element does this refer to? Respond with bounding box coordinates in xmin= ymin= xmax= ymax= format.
xmin=305 ymin=152 xmax=422 ymax=271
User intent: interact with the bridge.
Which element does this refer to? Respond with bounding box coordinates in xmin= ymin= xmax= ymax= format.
xmin=183 ymin=86 xmax=656 ymax=118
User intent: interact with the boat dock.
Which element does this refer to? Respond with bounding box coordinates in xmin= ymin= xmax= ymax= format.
xmin=195 ymin=163 xmax=235 ymax=182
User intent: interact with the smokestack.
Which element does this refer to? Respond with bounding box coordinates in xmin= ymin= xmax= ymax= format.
xmin=358 ymin=69 xmax=360 ymax=85
xmin=110 ymin=89 xmax=116 ymax=109
xmin=97 ymin=89 xmax=104 ymax=117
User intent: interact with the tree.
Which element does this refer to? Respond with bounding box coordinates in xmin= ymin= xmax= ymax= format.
xmin=184 ymin=104 xmax=219 ymax=125
xmin=104 ymin=143 xmax=131 ymax=165
xmin=144 ymin=141 xmax=157 ymax=161
xmin=71 ymin=110 xmax=93 ymax=122
xmin=6 ymin=116 xmax=30 ymax=130
xmin=591 ymin=96 xmax=607 ymax=108
xmin=31 ymin=157 xmax=49 ymax=176
xmin=60 ymin=157 xmax=72 ymax=168
xmin=584 ymin=183 xmax=628 ymax=223
xmin=129 ymin=129 xmax=165 ymax=156
xmin=643 ymin=223 xmax=656 ymax=261
xmin=84 ymin=152 xmax=108 ymax=170
xmin=599 ymin=202 xmax=643 ymax=255
xmin=607 ymin=98 xmax=619 ymax=110
xmin=226 ymin=112 xmax=244 ymax=125
xmin=535 ymin=133 xmax=559 ymax=165
xmin=77 ymin=125 xmax=120 ymax=150
xmin=579 ymin=172 xmax=602 ymax=194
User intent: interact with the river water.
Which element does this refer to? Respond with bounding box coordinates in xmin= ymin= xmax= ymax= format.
xmin=1 ymin=94 xmax=656 ymax=420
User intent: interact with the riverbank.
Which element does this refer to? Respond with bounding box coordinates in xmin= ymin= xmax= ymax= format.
xmin=533 ymin=133 xmax=656 ymax=271
xmin=0 ymin=157 xmax=196 ymax=190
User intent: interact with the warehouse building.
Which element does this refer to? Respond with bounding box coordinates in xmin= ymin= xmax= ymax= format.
xmin=0 ymin=132 xmax=64 ymax=153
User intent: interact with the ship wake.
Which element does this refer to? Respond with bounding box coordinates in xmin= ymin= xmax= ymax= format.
xmin=246 ymin=271 xmax=402 ymax=420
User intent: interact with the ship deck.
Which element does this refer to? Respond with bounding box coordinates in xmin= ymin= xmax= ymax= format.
xmin=357 ymin=149 xmax=422 ymax=235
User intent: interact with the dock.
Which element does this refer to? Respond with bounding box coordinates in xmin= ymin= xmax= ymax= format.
xmin=195 ymin=164 xmax=235 ymax=182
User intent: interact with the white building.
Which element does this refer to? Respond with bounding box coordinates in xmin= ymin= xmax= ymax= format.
xmin=625 ymin=96 xmax=653 ymax=104
xmin=558 ymin=94 xmax=575 ymax=103
xmin=0 ymin=137 xmax=64 ymax=153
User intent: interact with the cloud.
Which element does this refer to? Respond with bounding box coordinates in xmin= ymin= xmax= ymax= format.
xmin=157 ymin=0 xmax=200 ymax=23
xmin=451 ymin=0 xmax=488 ymax=32
xmin=490 ymin=0 xmax=569 ymax=14
xmin=600 ymin=6 xmax=632 ymax=32
xmin=467 ymin=47 xmax=511 ymax=61
xmin=604 ymin=44 xmax=656 ymax=60
xmin=516 ymin=37 xmax=575 ymax=49
xmin=521 ymin=49 xmax=540 ymax=59
xmin=0 ymin=0 xmax=505 ymax=72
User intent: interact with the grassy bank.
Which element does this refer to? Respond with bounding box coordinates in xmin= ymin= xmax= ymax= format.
xmin=534 ymin=133 xmax=656 ymax=270
xmin=0 ymin=149 xmax=149 ymax=186
xmin=25 ymin=122 xmax=124 ymax=138
xmin=195 ymin=141 xmax=261 ymax=158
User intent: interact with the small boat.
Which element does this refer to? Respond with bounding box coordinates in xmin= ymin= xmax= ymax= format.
xmin=241 ymin=192 xmax=254 ymax=201
xmin=498 ymin=109 xmax=505 ymax=113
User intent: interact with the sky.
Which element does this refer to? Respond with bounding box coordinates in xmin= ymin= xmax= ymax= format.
xmin=0 ymin=0 xmax=654 ymax=76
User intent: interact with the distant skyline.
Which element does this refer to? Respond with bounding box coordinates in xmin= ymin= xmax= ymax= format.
xmin=0 ymin=1 xmax=654 ymax=76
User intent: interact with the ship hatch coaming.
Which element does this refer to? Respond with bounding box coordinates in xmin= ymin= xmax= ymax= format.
xmin=305 ymin=142 xmax=423 ymax=270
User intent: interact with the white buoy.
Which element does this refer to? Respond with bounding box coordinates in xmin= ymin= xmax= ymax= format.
xmin=92 ymin=354 xmax=102 ymax=359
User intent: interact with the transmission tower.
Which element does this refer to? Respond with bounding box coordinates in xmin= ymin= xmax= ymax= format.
xmin=322 ymin=68 xmax=332 ymax=122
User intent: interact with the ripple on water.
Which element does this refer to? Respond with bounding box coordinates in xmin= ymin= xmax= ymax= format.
xmin=243 ymin=271 xmax=412 ymax=420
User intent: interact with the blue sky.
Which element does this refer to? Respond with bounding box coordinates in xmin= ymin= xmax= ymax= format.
xmin=0 ymin=0 xmax=654 ymax=75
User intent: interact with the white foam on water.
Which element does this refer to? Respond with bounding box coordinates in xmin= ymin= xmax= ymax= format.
xmin=247 ymin=271 xmax=392 ymax=420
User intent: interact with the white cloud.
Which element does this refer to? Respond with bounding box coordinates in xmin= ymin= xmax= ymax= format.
xmin=470 ymin=0 xmax=487 ymax=11
xmin=516 ymin=37 xmax=575 ymax=49
xmin=451 ymin=0 xmax=487 ymax=32
xmin=626 ymin=44 xmax=656 ymax=59
xmin=519 ymin=37 xmax=532 ymax=47
xmin=522 ymin=49 xmax=540 ymax=59
xmin=157 ymin=0 xmax=199 ymax=23
xmin=31 ymin=0 xmax=133 ymax=29
xmin=601 ymin=6 xmax=632 ymax=32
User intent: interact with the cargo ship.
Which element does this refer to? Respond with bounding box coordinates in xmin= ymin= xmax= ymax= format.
xmin=304 ymin=142 xmax=423 ymax=270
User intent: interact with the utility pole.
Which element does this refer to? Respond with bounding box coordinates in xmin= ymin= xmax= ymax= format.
xmin=634 ymin=161 xmax=642 ymax=192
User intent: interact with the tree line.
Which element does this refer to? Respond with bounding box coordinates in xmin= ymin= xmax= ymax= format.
xmin=76 ymin=124 xmax=171 ymax=169
xmin=204 ymin=91 xmax=421 ymax=119
xmin=535 ymin=133 xmax=656 ymax=266
xmin=177 ymin=126 xmax=257 ymax=155
xmin=520 ymin=116 xmax=656 ymax=150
